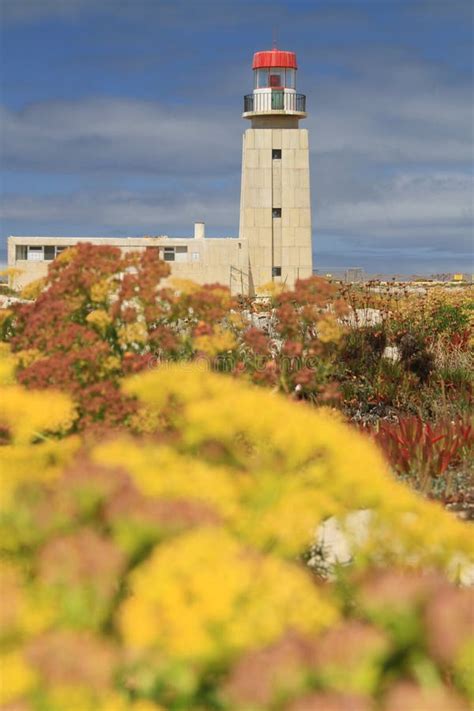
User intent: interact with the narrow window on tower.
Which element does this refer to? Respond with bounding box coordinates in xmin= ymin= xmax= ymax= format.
xmin=272 ymin=208 xmax=282 ymax=218
xmin=272 ymin=267 xmax=282 ymax=277
xmin=272 ymin=149 xmax=282 ymax=159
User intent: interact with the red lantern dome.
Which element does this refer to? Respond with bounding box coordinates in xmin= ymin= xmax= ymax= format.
xmin=252 ymin=50 xmax=298 ymax=70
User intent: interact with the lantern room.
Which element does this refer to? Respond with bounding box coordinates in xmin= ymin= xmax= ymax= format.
xmin=253 ymin=50 xmax=297 ymax=89
xmin=243 ymin=49 xmax=306 ymax=119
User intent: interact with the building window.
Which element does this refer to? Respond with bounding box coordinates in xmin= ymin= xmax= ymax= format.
xmin=285 ymin=68 xmax=296 ymax=89
xmin=272 ymin=208 xmax=282 ymax=218
xmin=15 ymin=245 xmax=28 ymax=260
xmin=175 ymin=246 xmax=188 ymax=263
xmin=272 ymin=149 xmax=282 ymax=160
xmin=56 ymin=247 xmax=67 ymax=254
xmin=163 ymin=246 xmax=188 ymax=263
xmin=272 ymin=266 xmax=282 ymax=277
xmin=255 ymin=68 xmax=269 ymax=88
xmin=44 ymin=246 xmax=56 ymax=261
xmin=27 ymin=246 xmax=43 ymax=261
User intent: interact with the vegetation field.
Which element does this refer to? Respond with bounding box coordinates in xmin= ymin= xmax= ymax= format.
xmin=0 ymin=245 xmax=473 ymax=710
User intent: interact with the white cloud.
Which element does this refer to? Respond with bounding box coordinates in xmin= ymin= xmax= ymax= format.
xmin=1 ymin=189 xmax=239 ymax=236
xmin=307 ymin=59 xmax=472 ymax=164
xmin=1 ymin=99 xmax=241 ymax=176
xmin=316 ymin=173 xmax=473 ymax=249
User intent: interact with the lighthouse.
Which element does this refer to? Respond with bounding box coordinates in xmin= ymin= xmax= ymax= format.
xmin=239 ymin=49 xmax=313 ymax=293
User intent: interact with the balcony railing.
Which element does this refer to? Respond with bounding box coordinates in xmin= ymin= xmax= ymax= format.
xmin=243 ymin=92 xmax=306 ymax=114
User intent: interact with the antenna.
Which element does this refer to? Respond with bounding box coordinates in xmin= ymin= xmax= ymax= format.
xmin=272 ymin=26 xmax=278 ymax=49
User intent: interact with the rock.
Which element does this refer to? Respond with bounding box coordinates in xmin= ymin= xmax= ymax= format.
xmin=343 ymin=308 xmax=383 ymax=328
xmin=382 ymin=345 xmax=400 ymax=363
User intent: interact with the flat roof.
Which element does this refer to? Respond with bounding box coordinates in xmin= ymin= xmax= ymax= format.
xmin=9 ymin=235 xmax=242 ymax=243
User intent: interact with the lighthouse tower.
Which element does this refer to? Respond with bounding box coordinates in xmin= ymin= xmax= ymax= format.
xmin=239 ymin=49 xmax=313 ymax=293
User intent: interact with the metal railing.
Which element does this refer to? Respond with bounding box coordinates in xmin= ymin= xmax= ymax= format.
xmin=243 ymin=92 xmax=306 ymax=114
xmin=230 ymin=265 xmax=249 ymax=294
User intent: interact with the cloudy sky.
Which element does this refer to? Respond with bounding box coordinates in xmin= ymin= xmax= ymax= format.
xmin=1 ymin=0 xmax=472 ymax=273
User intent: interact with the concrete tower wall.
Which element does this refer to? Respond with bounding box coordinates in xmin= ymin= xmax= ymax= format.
xmin=239 ymin=127 xmax=312 ymax=292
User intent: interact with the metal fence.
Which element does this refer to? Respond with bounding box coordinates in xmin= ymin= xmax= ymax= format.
xmin=243 ymin=92 xmax=306 ymax=114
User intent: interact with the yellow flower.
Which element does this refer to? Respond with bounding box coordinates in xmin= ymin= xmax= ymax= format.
xmin=1 ymin=358 xmax=473 ymax=706
xmin=122 ymin=364 xmax=473 ymax=566
xmin=168 ymin=277 xmax=201 ymax=295
xmin=20 ymin=277 xmax=46 ymax=300
xmin=104 ymin=355 xmax=121 ymax=372
xmin=0 ymin=385 xmax=76 ymax=444
xmin=93 ymin=441 xmax=241 ymax=522
xmin=86 ymin=309 xmax=113 ymax=333
xmin=0 ymin=343 xmax=16 ymax=385
xmin=119 ymin=527 xmax=337 ymax=661
xmin=90 ymin=277 xmax=112 ymax=303
xmin=118 ymin=322 xmax=149 ymax=346
xmin=0 ymin=651 xmax=38 ymax=705
xmin=45 ymin=685 xmax=97 ymax=711
xmin=1 ymin=266 xmax=24 ymax=289
xmin=101 ymin=699 xmax=167 ymax=711
xmin=99 ymin=696 xmax=168 ymax=711
xmin=128 ymin=404 xmax=164 ymax=434
xmin=0 ymin=561 xmax=53 ymax=638
xmin=455 ymin=639 xmax=474 ymax=701
xmin=227 ymin=311 xmax=245 ymax=329
xmin=56 ymin=246 xmax=76 ymax=264
xmin=15 ymin=348 xmax=42 ymax=369
xmin=132 ymin=703 xmax=168 ymax=711
xmin=317 ymin=314 xmax=343 ymax=343
xmin=256 ymin=281 xmax=287 ymax=297
xmin=0 ymin=437 xmax=80 ymax=513
xmin=194 ymin=326 xmax=236 ymax=357
xmin=0 ymin=308 xmax=12 ymax=325
xmin=0 ymin=376 xmax=78 ymax=512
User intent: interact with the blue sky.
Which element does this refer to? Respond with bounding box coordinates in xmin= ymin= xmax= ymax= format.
xmin=1 ymin=0 xmax=472 ymax=274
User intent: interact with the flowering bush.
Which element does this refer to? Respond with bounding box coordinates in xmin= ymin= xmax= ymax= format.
xmin=0 ymin=361 xmax=472 ymax=709
xmin=339 ymin=284 xmax=473 ymax=420
xmin=0 ymin=345 xmax=79 ymax=512
xmin=0 ymin=246 xmax=472 ymax=503
xmin=3 ymin=246 xmax=245 ymax=429
xmin=4 ymin=245 xmax=171 ymax=428
xmin=1 ymin=246 xmax=351 ymax=428
xmin=248 ymin=276 xmax=347 ymax=397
